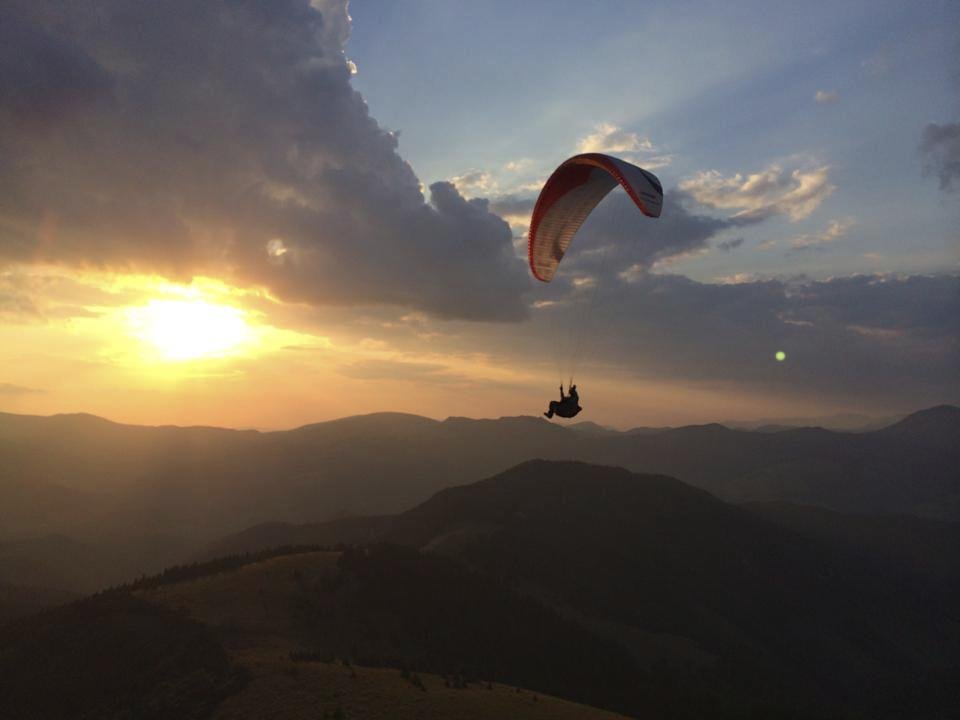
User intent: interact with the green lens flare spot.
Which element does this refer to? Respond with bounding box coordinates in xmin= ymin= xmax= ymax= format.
xmin=775 ymin=351 xmax=787 ymax=362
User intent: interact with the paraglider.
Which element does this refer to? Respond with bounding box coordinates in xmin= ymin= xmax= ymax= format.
xmin=528 ymin=153 xmax=663 ymax=418
xmin=544 ymin=383 xmax=581 ymax=419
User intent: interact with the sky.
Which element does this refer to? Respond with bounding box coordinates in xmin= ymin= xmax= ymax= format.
xmin=0 ymin=0 xmax=958 ymax=429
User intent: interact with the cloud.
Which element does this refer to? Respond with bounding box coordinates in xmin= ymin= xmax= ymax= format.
xmin=0 ymin=0 xmax=529 ymax=322
xmin=503 ymin=159 xmax=532 ymax=173
xmin=920 ymin=122 xmax=960 ymax=191
xmin=336 ymin=357 xmax=448 ymax=381
xmin=861 ymin=52 xmax=889 ymax=77
xmin=554 ymin=190 xmax=731 ymax=284
xmin=487 ymin=196 xmax=536 ymax=231
xmin=789 ymin=217 xmax=855 ymax=249
xmin=578 ymin=122 xmax=653 ymax=154
xmin=716 ymin=237 xmax=745 ymax=251
xmin=489 ymin=196 xmax=536 ymax=220
xmin=576 ymin=123 xmax=672 ymax=169
xmin=0 ymin=267 xmax=121 ymax=321
xmin=450 ymin=170 xmax=498 ymax=198
xmin=814 ymin=89 xmax=839 ymax=104
xmin=541 ymin=272 xmax=959 ymax=404
xmin=0 ymin=382 xmax=44 ymax=395
xmin=679 ymin=162 xmax=834 ymax=223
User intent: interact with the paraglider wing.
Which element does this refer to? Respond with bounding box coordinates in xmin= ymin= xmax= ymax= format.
xmin=527 ymin=153 xmax=663 ymax=282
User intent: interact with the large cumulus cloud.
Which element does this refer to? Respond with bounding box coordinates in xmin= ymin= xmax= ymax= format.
xmin=0 ymin=0 xmax=529 ymax=320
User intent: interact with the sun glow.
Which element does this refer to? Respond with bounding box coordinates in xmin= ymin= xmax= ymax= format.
xmin=127 ymin=299 xmax=255 ymax=361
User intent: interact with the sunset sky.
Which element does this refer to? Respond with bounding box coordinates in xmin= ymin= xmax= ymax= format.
xmin=1 ymin=0 xmax=958 ymax=428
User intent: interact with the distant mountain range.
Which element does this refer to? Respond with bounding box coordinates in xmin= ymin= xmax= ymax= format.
xmin=1 ymin=405 xmax=957 ymax=594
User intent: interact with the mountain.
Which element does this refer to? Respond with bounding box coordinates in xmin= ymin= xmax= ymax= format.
xmin=378 ymin=461 xmax=960 ymax=718
xmin=742 ymin=501 xmax=960 ymax=590
xmin=1 ymin=406 xmax=957 ymax=593
xmin=722 ymin=412 xmax=903 ymax=432
xmin=585 ymin=408 xmax=960 ymax=517
xmin=209 ymin=460 xmax=960 ymax=717
xmin=568 ymin=420 xmax=621 ymax=436
xmin=872 ymin=404 xmax=960 ymax=448
xmin=4 ymin=460 xmax=957 ymax=718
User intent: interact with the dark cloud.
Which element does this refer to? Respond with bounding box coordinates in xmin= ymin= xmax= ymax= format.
xmin=920 ymin=122 xmax=960 ymax=191
xmin=716 ymin=237 xmax=745 ymax=251
xmin=0 ymin=11 xmax=113 ymax=128
xmin=525 ymin=273 xmax=959 ymax=406
xmin=488 ymin=195 xmax=536 ymax=220
xmin=535 ymin=190 xmax=731 ymax=294
xmin=0 ymin=0 xmax=529 ymax=321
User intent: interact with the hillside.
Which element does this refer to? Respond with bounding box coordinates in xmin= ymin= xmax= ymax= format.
xmin=4 ymin=460 xmax=958 ymax=718
xmin=0 ymin=591 xmax=245 ymax=719
xmin=198 ymin=461 xmax=960 ymax=718
xmin=381 ymin=461 xmax=960 ymax=719
xmin=0 ymin=547 xmax=631 ymax=719
xmin=212 ymin=659 xmax=629 ymax=720
xmin=201 ymin=516 xmax=396 ymax=560
xmin=742 ymin=500 xmax=960 ymax=589
xmin=0 ymin=582 xmax=79 ymax=625
xmin=135 ymin=548 xmax=642 ymax=715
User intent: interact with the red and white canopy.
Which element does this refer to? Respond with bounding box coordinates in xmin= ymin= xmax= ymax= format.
xmin=527 ymin=153 xmax=663 ymax=282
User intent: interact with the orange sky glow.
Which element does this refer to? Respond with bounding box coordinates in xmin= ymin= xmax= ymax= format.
xmin=1 ymin=265 xmax=879 ymax=430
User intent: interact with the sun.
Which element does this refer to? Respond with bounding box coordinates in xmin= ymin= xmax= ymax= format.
xmin=127 ymin=299 xmax=255 ymax=361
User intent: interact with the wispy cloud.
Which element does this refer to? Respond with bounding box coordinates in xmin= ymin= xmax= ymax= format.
xmin=790 ymin=217 xmax=855 ymax=249
xmin=0 ymin=382 xmax=44 ymax=395
xmin=920 ymin=122 xmax=960 ymax=192
xmin=680 ymin=162 xmax=834 ymax=223
xmin=814 ymin=89 xmax=839 ymax=104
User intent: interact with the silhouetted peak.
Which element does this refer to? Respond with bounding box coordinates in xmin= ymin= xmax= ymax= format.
xmin=288 ymin=411 xmax=439 ymax=435
xmin=568 ymin=421 xmax=619 ymax=436
xmin=50 ymin=412 xmax=118 ymax=426
xmin=874 ymin=404 xmax=960 ymax=446
xmin=387 ymin=460 xmax=722 ymax=550
xmin=891 ymin=404 xmax=960 ymax=425
xmin=662 ymin=422 xmax=735 ymax=437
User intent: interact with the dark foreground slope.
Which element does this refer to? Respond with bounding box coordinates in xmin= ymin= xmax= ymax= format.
xmin=382 ymin=461 xmax=960 ymax=719
xmin=0 ymin=582 xmax=79 ymax=624
xmin=3 ymin=461 xmax=958 ymax=719
xmin=200 ymin=461 xmax=960 ymax=718
xmin=0 ymin=549 xmax=630 ymax=720
xmin=0 ymin=591 xmax=245 ymax=719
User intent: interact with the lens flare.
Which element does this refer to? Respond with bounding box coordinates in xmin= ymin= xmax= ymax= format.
xmin=775 ymin=350 xmax=787 ymax=362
